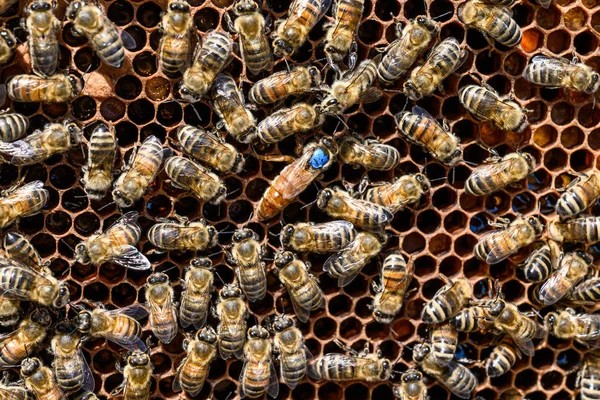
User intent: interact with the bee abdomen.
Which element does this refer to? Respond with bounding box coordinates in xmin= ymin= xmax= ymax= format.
xmin=0 ymin=266 xmax=34 ymax=296
xmin=485 ymin=345 xmax=516 ymax=377
xmin=282 ymin=352 xmax=307 ymax=385
xmin=556 ymin=189 xmax=590 ymax=218
xmin=422 ymin=294 xmax=461 ymax=324
xmin=569 ymin=278 xmax=600 ymax=303
xmin=242 ymin=362 xmax=270 ymax=397
xmin=179 ymin=363 xmax=208 ymax=395
xmin=581 ymin=371 xmax=600 ymax=400
xmin=218 ymin=329 xmax=244 ymax=358
xmin=489 ymin=15 xmax=521 ymax=47
xmin=0 ymin=113 xmax=28 ymax=143
xmin=199 ymin=31 xmax=232 ymax=71
xmin=524 ymin=61 xmax=561 ymax=86
xmin=240 ymin=270 xmax=267 ymax=302
xmin=310 ymin=354 xmax=354 ymax=380
xmin=161 ymin=39 xmax=188 ymax=75
xmin=93 ymin=26 xmax=125 ymax=67
xmin=523 ymin=249 xmax=552 ymax=282
xmin=447 ymin=363 xmax=478 ymax=394
xmin=30 ymin=41 xmax=59 ymax=76
xmin=55 ymin=360 xmax=85 ymax=392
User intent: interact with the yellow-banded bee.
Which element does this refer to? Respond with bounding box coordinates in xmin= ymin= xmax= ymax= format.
xmin=211 ymin=73 xmax=257 ymax=143
xmin=82 ymin=122 xmax=117 ymax=200
xmin=0 ymin=309 xmax=51 ymax=368
xmin=21 ymin=357 xmax=66 ymax=400
xmin=580 ymin=351 xmax=600 ymax=400
xmin=7 ymin=73 xmax=83 ymax=104
xmin=24 ymin=0 xmax=60 ymax=76
xmin=323 ymin=231 xmax=386 ymax=287
xmin=524 ymin=55 xmax=600 ymax=94
xmin=458 ymin=0 xmax=522 ymax=48
xmin=173 ymin=326 xmax=217 ymax=397
xmin=548 ymin=216 xmax=600 ymax=243
xmin=421 ymin=276 xmax=472 ymax=324
xmin=539 ymin=250 xmax=592 ymax=306
xmin=521 ymin=240 xmax=560 ymax=283
xmin=0 ymin=296 xmax=20 ymax=327
xmin=0 ymin=121 xmax=81 ymax=166
xmin=568 ymin=277 xmax=600 ymax=305
xmin=493 ymin=302 xmax=545 ymax=356
xmin=362 ymin=173 xmax=430 ymax=213
xmin=465 ymin=152 xmax=536 ymax=196
xmin=484 ymin=340 xmax=519 ymax=378
xmin=430 ymin=323 xmax=458 ymax=367
xmin=164 ymin=156 xmax=227 ymax=204
xmin=177 ymin=124 xmax=244 ymax=174
xmin=180 ymin=257 xmax=213 ymax=329
xmin=114 ymin=350 xmax=152 ymax=400
xmin=158 ymin=0 xmax=194 ymax=76
xmin=450 ymin=299 xmax=504 ymax=332
xmin=3 ymin=232 xmax=46 ymax=275
xmin=0 ymin=28 xmax=16 ymax=65
xmin=404 ymin=37 xmax=468 ymax=101
xmin=377 ymin=16 xmax=438 ymax=84
xmin=545 ymin=308 xmax=600 ymax=345
xmin=280 ymin=220 xmax=357 ymax=254
xmin=146 ymin=272 xmax=178 ymax=344
xmin=413 ymin=342 xmax=478 ymax=399
xmin=474 ymin=215 xmax=544 ymax=265
xmin=249 ymin=66 xmax=322 ymax=105
xmin=256 ymin=103 xmax=322 ymax=144
xmin=555 ymin=171 xmax=600 ymax=219
xmin=372 ymin=251 xmax=413 ymax=324
xmin=0 ymin=111 xmax=28 ymax=143
xmin=75 ymin=211 xmax=150 ymax=270
xmin=317 ymin=187 xmax=393 ymax=232
xmin=227 ymin=228 xmax=266 ymax=303
xmin=393 ymin=369 xmax=428 ymax=400
xmin=459 ymin=84 xmax=528 ymax=132
xmin=272 ymin=315 xmax=312 ymax=389
xmin=51 ymin=321 xmax=95 ymax=394
xmin=323 ymin=0 xmax=364 ymax=68
xmin=240 ymin=325 xmax=279 ymax=399
xmin=273 ymin=251 xmax=325 ymax=323
xmin=215 ymin=284 xmax=247 ymax=359
xmin=148 ymin=218 xmax=218 ymax=252
xmin=0 ymin=381 xmax=29 ymax=400
xmin=339 ymin=135 xmax=400 ymax=171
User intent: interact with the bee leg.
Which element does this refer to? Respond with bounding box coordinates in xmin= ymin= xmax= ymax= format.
xmin=334 ymin=338 xmax=360 ymax=356
xmin=223 ymin=12 xmax=236 ymax=33
xmin=173 ymin=214 xmax=190 ymax=225
xmin=263 ymin=14 xmax=273 ymax=35
xmin=109 ymin=382 xmax=125 ymax=396
xmin=348 ymin=41 xmax=358 ymax=71
xmin=370 ymin=280 xmax=382 ymax=293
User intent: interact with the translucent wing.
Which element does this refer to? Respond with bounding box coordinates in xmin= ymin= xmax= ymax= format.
xmin=538 ymin=260 xmax=571 ymax=305
xmin=441 ymin=361 xmax=477 ymax=399
xmin=105 ymin=211 xmax=139 ymax=232
xmin=267 ymin=360 xmax=280 ymax=398
xmin=288 ymin=289 xmax=311 ymax=323
xmin=529 ymin=55 xmax=570 ymax=81
xmin=470 ymin=156 xmax=524 ymax=194
xmin=80 ymin=349 xmax=96 ymax=393
xmin=512 ymin=338 xmax=534 ymax=357
xmin=0 ymin=265 xmax=54 ymax=301
xmin=120 ymin=28 xmax=137 ymax=51
xmin=172 ymin=362 xmax=184 ymax=393
xmin=110 ymin=245 xmax=151 ymax=270
xmin=412 ymin=105 xmax=446 ymax=131
xmin=485 ymin=226 xmax=521 ymax=264
xmin=106 ymin=331 xmax=146 ymax=352
xmin=273 ymin=150 xmax=318 ymax=200
xmin=350 ymin=198 xmax=394 ymax=230
xmin=577 ymin=314 xmax=600 ymax=341
xmin=0 ymin=140 xmax=44 ymax=165
xmin=239 ymin=360 xmax=249 ymax=399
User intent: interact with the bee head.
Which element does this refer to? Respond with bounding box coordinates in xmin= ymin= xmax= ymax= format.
xmin=75 ymin=311 xmax=92 ymax=332
xmin=128 ymin=351 xmax=150 ymax=366
xmin=589 ymin=71 xmax=600 ymax=93
xmin=54 ymin=284 xmax=70 ymax=308
xmin=197 ymin=326 xmax=217 ymax=343
xmin=403 ymin=81 xmax=421 ymax=101
xmin=20 ymin=358 xmax=41 ymax=377
xmin=544 ymin=312 xmax=557 ymax=328
xmin=274 ymin=250 xmax=294 ymax=268
xmin=402 ymin=369 xmax=422 ymax=383
xmin=74 ymin=243 xmax=90 ymax=264
xmin=380 ymin=358 xmax=392 ymax=380
xmin=321 ymin=136 xmax=339 ymax=155
xmin=221 ymin=284 xmax=242 ymax=299
xmin=65 ymin=121 xmax=82 ymax=145
xmin=248 ymin=325 xmax=269 ymax=339
xmin=415 ymin=16 xmax=438 ymax=33
xmin=0 ymin=29 xmax=15 ymax=49
xmin=191 ymin=257 xmax=213 ymax=269
xmin=65 ymin=0 xmax=82 ymax=20
xmin=112 ymin=189 xmax=134 ymax=208
xmin=273 ymin=39 xmax=294 ymax=57
xmin=488 ymin=299 xmax=506 ymax=317
xmin=522 ymin=152 xmax=537 ymax=171
xmin=232 ymin=153 xmax=245 ymax=174
xmin=233 ymin=228 xmax=256 ymax=243
xmin=412 ymin=343 xmax=431 ymax=362
xmin=280 ymin=224 xmax=295 ymax=246
xmin=415 ymin=173 xmax=430 ymax=192
xmin=67 ymin=72 xmax=84 ymax=97
xmin=576 ymin=250 xmax=593 ymax=265
xmin=147 ymin=272 xmax=168 ymax=285
xmin=30 ymin=309 xmax=52 ymax=326
xmin=527 ymin=216 xmax=544 ymax=236
xmin=373 ymin=309 xmax=393 ymax=324
xmin=31 ymin=0 xmax=52 ymax=11
xmin=316 ymin=188 xmax=334 ymax=209
xmin=169 ymin=0 xmax=189 ymax=12
xmin=273 ymin=315 xmax=294 ymax=332
xmin=446 ymin=148 xmax=463 ymax=166
xmin=308 ymin=66 xmax=322 ymax=86
xmin=234 ymin=0 xmax=258 ymax=14
xmin=177 ymin=83 xmax=201 ymax=103
xmin=320 ymin=97 xmax=340 ymax=114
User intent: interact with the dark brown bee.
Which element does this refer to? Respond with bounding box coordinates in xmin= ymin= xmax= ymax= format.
xmin=521 ymin=240 xmax=560 ymax=283
xmin=339 ymin=135 xmax=401 ymax=171
xmin=539 ymin=250 xmax=592 ymax=306
xmin=227 ymin=228 xmax=266 ymax=303
xmin=82 ymin=122 xmax=117 ymax=200
xmin=249 ymin=66 xmax=322 ymax=105
xmin=548 ymin=216 xmax=600 ymax=243
xmin=24 ymin=0 xmax=60 ymax=76
xmin=179 ymin=257 xmax=213 ymax=329
xmin=215 ymin=284 xmax=247 ymax=359
xmin=545 ymin=308 xmax=600 ymax=345
xmin=421 ymin=276 xmax=472 ymax=324
xmin=280 ymin=220 xmax=357 ymax=254
xmin=256 ymin=103 xmax=322 ymax=144
xmin=362 ymin=173 xmax=430 ymax=213
xmin=458 ymin=0 xmax=522 ymax=48
xmin=323 ymin=0 xmax=364 ymax=68
xmin=372 ymin=251 xmax=413 ymax=324
xmin=21 ymin=357 xmax=66 ymax=400
xmin=164 ymin=156 xmax=227 ymax=204
xmin=240 ymin=325 xmax=279 ymax=399
xmin=430 ymin=322 xmax=458 ymax=367
xmin=272 ymin=315 xmax=312 ymax=389
xmin=145 ymin=272 xmax=178 ymax=344
xmin=484 ymin=340 xmax=519 ymax=378
xmin=0 ymin=309 xmax=51 ymax=368
xmin=173 ymin=326 xmax=217 ymax=396
xmin=393 ymin=369 xmax=428 ymax=400
xmin=158 ymin=0 xmax=194 ymax=76
xmin=7 ymin=73 xmax=83 ymax=103
xmin=51 ymin=321 xmax=95 ymax=394
xmin=0 ymin=28 xmax=16 ymax=65
xmin=0 ymin=111 xmax=28 ymax=143
xmin=147 ymin=218 xmax=218 ymax=252
xmin=465 ymin=152 xmax=537 ymax=196
xmin=211 ymin=73 xmax=257 ymax=143
xmin=524 ymin=55 xmax=600 ymax=94
xmin=556 ymin=171 xmax=600 ymax=219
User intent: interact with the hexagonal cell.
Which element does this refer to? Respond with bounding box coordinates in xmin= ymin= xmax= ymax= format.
xmin=521 ymin=28 xmax=543 ymax=52
xmin=574 ymin=31 xmax=599 ymax=55
xmin=570 ymin=149 xmax=594 ymax=172
xmin=547 ymin=30 xmax=571 ymax=54
xmin=536 ymin=6 xmax=561 ymax=30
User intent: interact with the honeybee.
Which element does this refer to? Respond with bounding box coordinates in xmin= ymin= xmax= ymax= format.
xmin=211 ymin=73 xmax=257 ymax=143
xmin=180 ymin=257 xmax=213 ymax=329
xmin=256 ymin=136 xmax=338 ymax=221
xmin=377 ymin=16 xmax=438 ymax=84
xmin=3 ymin=232 xmax=48 ymax=274
xmin=421 ymin=276 xmax=472 ymax=324
xmin=393 ymin=369 xmax=428 ymax=400
xmin=0 ymin=296 xmax=20 ymax=327
xmin=74 ymin=304 xmax=148 ymax=351
xmin=474 ymin=215 xmax=544 ymax=264
xmin=0 ymin=29 xmax=16 ymax=65
xmin=51 ymin=321 xmax=94 ymax=394
xmin=177 ymin=124 xmax=244 ymax=174
xmin=21 ymin=357 xmax=66 ymax=400
xmin=114 ymin=351 xmax=152 ymax=400
xmin=568 ymin=277 xmax=600 ymax=305
xmin=430 ymin=323 xmax=458 ymax=367
xmin=113 ymin=135 xmax=169 ymax=208
xmin=450 ymin=299 xmax=505 ymax=332
xmin=272 ymin=315 xmax=312 ymax=389
xmin=66 ymin=0 xmax=129 ymax=68
xmin=256 ymin=103 xmax=323 ymax=144
xmin=323 ymin=0 xmax=364 ymax=69
xmin=272 ymin=0 xmax=332 ymax=57
xmin=524 ymin=55 xmax=600 ymax=94
xmin=484 ymin=340 xmax=519 ymax=378
xmin=457 ymin=0 xmax=522 ymax=48
xmin=158 ymin=0 xmax=194 ymax=76
xmin=548 ymin=216 xmax=600 ymax=243
xmin=74 ymin=211 xmax=150 ymax=270
xmin=0 ymin=121 xmax=81 ymax=166
xmin=164 ymin=156 xmax=226 ymax=204
xmin=323 ymin=231 xmax=387 ymax=287
xmin=24 ymin=0 xmax=60 ymax=76
xmin=404 ymin=37 xmax=467 ymax=101
xmin=319 ymin=57 xmax=382 ymax=114
xmin=240 ymin=325 xmax=279 ymax=399
xmin=7 ymin=73 xmax=83 ymax=104
xmin=317 ymin=187 xmax=393 ymax=232
xmin=215 ymin=284 xmax=248 ymax=359
xmin=556 ymin=171 xmax=600 ymax=218
xmin=226 ymin=0 xmax=273 ymax=74
xmin=459 ymin=84 xmax=528 ymax=132
xmin=371 ymin=251 xmax=414 ymax=324
xmin=227 ymin=228 xmax=266 ymax=303
xmin=545 ymin=308 xmax=600 ymax=344
xmin=179 ymin=30 xmax=233 ymax=102
xmin=249 ymin=66 xmax=322 ymax=105
xmin=413 ymin=342 xmax=478 ymax=399
xmin=395 ymin=106 xmax=462 ymax=165
xmin=539 ymin=250 xmax=592 ymax=306
xmin=362 ymin=173 xmax=430 ymax=213
xmin=173 ymin=326 xmax=217 ymax=396
xmin=77 ymin=394 xmax=99 ymax=400
xmin=0 ymin=111 xmax=28 ymax=143
xmin=0 ymin=309 xmax=51 ymax=367
xmin=580 ymin=351 xmax=600 ymax=400
xmin=273 ymin=251 xmax=325 ymax=323
xmin=493 ymin=302 xmax=545 ymax=356
xmin=280 ymin=220 xmax=357 ymax=254
xmin=0 ymin=381 xmax=29 ymax=400
xmin=339 ymin=135 xmax=400 ymax=171
xmin=82 ymin=122 xmax=117 ymax=200
xmin=521 ymin=240 xmax=560 ymax=283
xmin=147 ymin=218 xmax=218 ymax=252
xmin=465 ymin=152 xmax=537 ymax=196
xmin=146 ymin=272 xmax=178 ymax=344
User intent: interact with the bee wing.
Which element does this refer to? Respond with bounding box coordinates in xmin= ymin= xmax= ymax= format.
xmin=538 ymin=260 xmax=571 ymax=305
xmin=485 ymin=226 xmax=522 ymax=264
xmin=80 ymin=349 xmax=96 ymax=393
xmin=277 ymin=151 xmax=319 ymax=200
xmin=107 ymin=332 xmax=147 ymax=352
xmin=529 ymin=55 xmax=569 ymax=83
xmin=172 ymin=362 xmax=184 ymax=393
xmin=442 ymin=361 xmax=477 ymax=399
xmin=110 ymin=245 xmax=151 ymax=270
xmin=0 ymin=386 xmax=30 ymax=400
xmin=105 ymin=211 xmax=139 ymax=232
xmin=267 ymin=360 xmax=280 ymax=398
xmin=336 ymin=259 xmax=365 ymax=287
xmin=106 ymin=304 xmax=149 ymax=319
xmin=412 ymin=106 xmax=446 ymax=131
xmin=577 ymin=314 xmax=600 ymax=341
xmin=120 ymin=28 xmax=137 ymax=51
xmin=288 ymin=290 xmax=311 ymax=323
xmin=0 ymin=140 xmax=44 ymax=165
xmin=512 ymin=338 xmax=535 ymax=357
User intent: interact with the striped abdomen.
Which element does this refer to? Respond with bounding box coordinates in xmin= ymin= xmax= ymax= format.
xmin=237 ymin=14 xmax=272 ymax=74
xmin=160 ymin=33 xmax=191 ymax=76
xmin=459 ymin=85 xmax=498 ymax=122
xmin=178 ymin=354 xmax=210 ymax=395
xmin=180 ymin=269 xmax=212 ymax=329
xmin=381 ymin=252 xmax=408 ymax=291
xmin=281 ymin=349 xmax=307 ymax=388
xmin=421 ymin=286 xmax=468 ymax=324
xmin=278 ymin=0 xmax=324 ymax=50
xmin=345 ymin=58 xmax=378 ymax=94
xmin=90 ymin=17 xmax=125 ymax=67
xmin=195 ymin=31 xmax=231 ymax=73
xmin=309 ymin=222 xmax=355 ymax=253
xmin=238 ymin=265 xmax=267 ymax=302
xmin=326 ymin=0 xmax=363 ymax=54
xmin=581 ymin=363 xmax=600 ymax=400
xmin=85 ymin=124 xmax=116 ymax=198
xmin=481 ymin=8 xmax=521 ymax=47
xmin=149 ymin=298 xmax=177 ymax=344
xmin=556 ymin=175 xmax=600 ymax=218
xmin=309 ymin=354 xmax=357 ymax=380
xmin=569 ymin=278 xmax=600 ymax=303
xmin=177 ymin=125 xmax=237 ymax=173
xmin=218 ymin=324 xmax=245 ymax=359
xmin=242 ymin=359 xmax=271 ymax=398
xmin=7 ymin=74 xmax=70 ymax=103
xmin=485 ymin=343 xmax=516 ymax=377
xmin=147 ymin=223 xmax=211 ymax=251
xmin=451 ymin=306 xmax=488 ymax=332
xmin=0 ymin=266 xmax=35 ymax=301
xmin=96 ymin=314 xmax=142 ymax=343
xmin=522 ymin=245 xmax=552 ymax=282
xmin=3 ymin=232 xmax=42 ymax=270
xmin=474 ymin=231 xmax=509 ymax=261
xmin=257 ymin=103 xmax=319 ymax=144
xmin=164 ymin=156 xmax=206 ymax=191
xmin=129 ymin=136 xmax=164 ymax=183
xmin=54 ymin=353 xmax=86 ymax=393
xmin=524 ymin=60 xmax=564 ymax=87
xmin=556 ymin=218 xmax=600 ymax=243
xmin=431 ymin=324 xmax=457 ymax=366
xmin=0 ymin=185 xmax=48 ymax=229
xmin=365 ymin=143 xmax=400 ymax=170
xmin=288 ymin=273 xmax=325 ymax=311
xmin=438 ymin=360 xmax=478 ymax=397
xmin=334 ymin=199 xmax=391 ymax=232
xmin=249 ymin=68 xmax=311 ymax=105
xmin=325 ymin=250 xmax=362 ymax=279
xmin=30 ymin=35 xmax=59 ymax=76
xmin=0 ymin=327 xmax=45 ymax=366
xmin=0 ymin=113 xmax=28 ymax=142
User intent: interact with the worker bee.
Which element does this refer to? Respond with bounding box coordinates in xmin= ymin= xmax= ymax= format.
xmin=579 ymin=351 xmax=600 ymax=400
xmin=323 ymin=0 xmax=364 ymax=69
xmin=568 ymin=277 xmax=600 ymax=305
xmin=226 ymin=0 xmax=273 ymax=74
xmin=215 ymin=284 xmax=248 ymax=359
xmin=114 ymin=351 xmax=152 ymax=400
xmin=3 ymin=232 xmax=49 ymax=274
xmin=24 ymin=0 xmax=60 ymax=76
xmin=457 ymin=0 xmax=522 ymax=48
xmin=459 ymin=84 xmax=528 ymax=132
xmin=395 ymin=106 xmax=462 ymax=165
xmin=421 ymin=276 xmax=472 ymax=324
xmin=240 ymin=325 xmax=279 ymax=399
xmin=377 ymin=16 xmax=438 ymax=84
xmin=179 ymin=30 xmax=233 ymax=102
xmin=465 ymin=152 xmax=537 ymax=196
xmin=272 ymin=315 xmax=312 ymax=389
xmin=7 ymin=73 xmax=83 ymax=104
xmin=493 ymin=302 xmax=545 ymax=356
xmin=0 ymin=120 xmax=81 ymax=166
xmin=450 ymin=299 xmax=505 ymax=332
xmin=548 ymin=216 xmax=600 ymax=243
xmin=211 ymin=73 xmax=257 ymax=143
xmin=413 ymin=342 xmax=478 ymax=399
xmin=521 ymin=240 xmax=561 ymax=283
xmin=146 ymin=272 xmax=178 ymax=344
xmin=179 ymin=257 xmax=213 ymax=329
xmin=339 ymin=135 xmax=400 ymax=171
xmin=556 ymin=171 xmax=600 ymax=218
xmin=249 ymin=66 xmax=322 ymax=105
xmin=256 ymin=103 xmax=323 ymax=144
xmin=0 ymin=28 xmax=16 ymax=65
xmin=177 ymin=124 xmax=244 ymax=174
xmin=21 ymin=357 xmax=66 ymax=400
xmin=404 ymin=37 xmax=468 ymax=101
xmin=539 ymin=250 xmax=592 ymax=305
xmin=147 ymin=218 xmax=218 ymax=252
xmin=0 ymin=381 xmax=29 ymax=400
xmin=273 ymin=251 xmax=325 ymax=323
xmin=474 ymin=215 xmax=544 ymax=264
xmin=323 ymin=231 xmax=387 ymax=287
xmin=82 ymin=122 xmax=117 ymax=200
xmin=51 ymin=320 xmax=94 ymax=394
xmin=113 ymin=135 xmax=170 ymax=208
xmin=280 ymin=220 xmax=357 ymax=254
xmin=317 ymin=187 xmax=393 ymax=232
xmin=362 ymin=173 xmax=430 ymax=213
xmin=0 ymin=309 xmax=51 ymax=367
xmin=393 ymin=369 xmax=428 ymax=400
xmin=77 ymin=394 xmax=99 ymax=400
xmin=430 ymin=323 xmax=458 ymax=367
xmin=0 ymin=111 xmax=28 ymax=143
xmin=158 ymin=0 xmax=194 ymax=76
xmin=256 ymin=136 xmax=338 ymax=221
xmin=74 ymin=304 xmax=148 ymax=351
xmin=0 ymin=296 xmax=20 ymax=327
xmin=545 ymin=308 xmax=600 ymax=344
xmin=484 ymin=340 xmax=519 ymax=378
xmin=74 ymin=211 xmax=150 ymax=270
xmin=524 ymin=54 xmax=600 ymax=94
xmin=227 ymin=228 xmax=266 ymax=303
xmin=173 ymin=326 xmax=217 ymax=396
xmin=272 ymin=0 xmax=332 ymax=57
xmin=164 ymin=156 xmax=227 ymax=204
xmin=371 ymin=251 xmax=414 ymax=324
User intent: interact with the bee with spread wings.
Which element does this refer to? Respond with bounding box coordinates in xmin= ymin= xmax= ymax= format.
xmin=539 ymin=251 xmax=592 ymax=306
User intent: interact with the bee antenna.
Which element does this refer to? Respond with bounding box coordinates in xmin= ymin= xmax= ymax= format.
xmin=333 ymin=115 xmax=350 ymax=131
xmin=157 ymin=264 xmax=179 ymax=275
xmin=97 ymin=200 xmax=116 ymax=212
xmin=227 ymin=187 xmax=240 ymax=197
xmin=432 ymin=10 xmax=453 ymax=20
xmin=187 ymin=102 xmax=203 ymax=123
xmin=207 ymin=249 xmax=224 ymax=258
xmin=300 ymin=198 xmax=317 ymax=210
xmin=213 ymin=270 xmax=225 ymax=284
xmin=59 ymin=238 xmax=75 ymax=253
xmin=284 ymin=58 xmax=291 ymax=74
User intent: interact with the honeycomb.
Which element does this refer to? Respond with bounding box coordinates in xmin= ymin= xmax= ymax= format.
xmin=0 ymin=0 xmax=598 ymax=397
